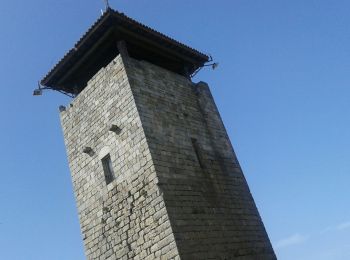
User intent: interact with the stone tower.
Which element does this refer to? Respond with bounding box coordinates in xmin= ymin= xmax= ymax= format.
xmin=41 ymin=9 xmax=276 ymax=260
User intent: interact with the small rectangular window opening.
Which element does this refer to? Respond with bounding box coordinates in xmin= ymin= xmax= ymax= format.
xmin=101 ymin=154 xmax=115 ymax=185
xmin=191 ymin=138 xmax=205 ymax=169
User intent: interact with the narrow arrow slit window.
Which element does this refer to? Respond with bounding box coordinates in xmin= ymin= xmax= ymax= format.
xmin=191 ymin=138 xmax=205 ymax=169
xmin=101 ymin=154 xmax=115 ymax=185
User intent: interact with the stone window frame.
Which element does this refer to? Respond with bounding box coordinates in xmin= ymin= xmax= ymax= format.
xmin=99 ymin=146 xmax=116 ymax=185
xmin=191 ymin=138 xmax=205 ymax=169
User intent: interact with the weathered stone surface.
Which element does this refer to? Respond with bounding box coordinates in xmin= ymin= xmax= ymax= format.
xmin=60 ymin=54 xmax=276 ymax=260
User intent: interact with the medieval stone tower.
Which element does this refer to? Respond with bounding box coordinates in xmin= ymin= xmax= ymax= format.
xmin=40 ymin=8 xmax=276 ymax=260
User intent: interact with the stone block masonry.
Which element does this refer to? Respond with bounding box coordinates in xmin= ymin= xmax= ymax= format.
xmin=60 ymin=53 xmax=276 ymax=259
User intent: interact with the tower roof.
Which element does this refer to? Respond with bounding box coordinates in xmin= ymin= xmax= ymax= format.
xmin=40 ymin=9 xmax=209 ymax=94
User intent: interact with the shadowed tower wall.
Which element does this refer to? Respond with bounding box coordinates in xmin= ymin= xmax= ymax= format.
xmin=60 ymin=53 xmax=276 ymax=259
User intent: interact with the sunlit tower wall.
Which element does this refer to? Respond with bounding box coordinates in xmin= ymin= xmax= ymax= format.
xmin=40 ymin=9 xmax=276 ymax=260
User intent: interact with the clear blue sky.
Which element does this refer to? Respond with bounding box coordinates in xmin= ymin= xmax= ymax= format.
xmin=0 ymin=1 xmax=349 ymax=259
